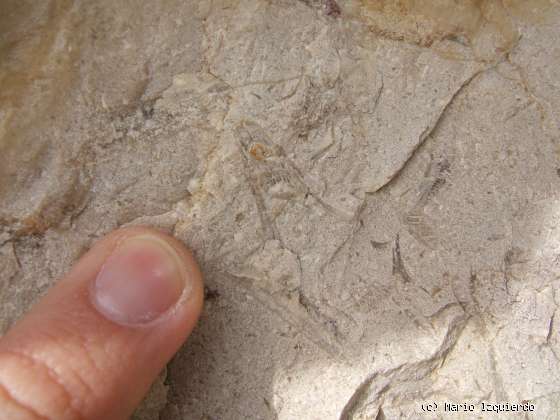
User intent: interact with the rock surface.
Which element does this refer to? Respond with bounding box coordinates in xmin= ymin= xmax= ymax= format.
xmin=1 ymin=0 xmax=560 ymax=418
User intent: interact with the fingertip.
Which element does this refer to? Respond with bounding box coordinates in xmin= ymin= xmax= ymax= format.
xmin=0 ymin=226 xmax=205 ymax=420
xmin=90 ymin=228 xmax=204 ymax=327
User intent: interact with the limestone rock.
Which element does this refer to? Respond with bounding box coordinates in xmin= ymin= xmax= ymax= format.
xmin=1 ymin=1 xmax=559 ymax=419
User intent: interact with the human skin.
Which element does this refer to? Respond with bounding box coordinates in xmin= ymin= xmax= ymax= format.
xmin=0 ymin=226 xmax=204 ymax=419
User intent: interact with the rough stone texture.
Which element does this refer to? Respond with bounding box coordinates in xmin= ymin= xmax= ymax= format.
xmin=1 ymin=0 xmax=560 ymax=418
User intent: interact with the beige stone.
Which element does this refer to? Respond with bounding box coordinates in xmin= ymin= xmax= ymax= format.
xmin=1 ymin=1 xmax=559 ymax=418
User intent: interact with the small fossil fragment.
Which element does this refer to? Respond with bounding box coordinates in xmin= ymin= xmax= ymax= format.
xmin=325 ymin=0 xmax=341 ymax=17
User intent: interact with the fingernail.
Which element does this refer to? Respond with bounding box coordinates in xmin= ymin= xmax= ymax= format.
xmin=91 ymin=234 xmax=187 ymax=326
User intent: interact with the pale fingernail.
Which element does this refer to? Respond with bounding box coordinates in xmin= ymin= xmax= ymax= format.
xmin=91 ymin=235 xmax=187 ymax=326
